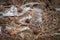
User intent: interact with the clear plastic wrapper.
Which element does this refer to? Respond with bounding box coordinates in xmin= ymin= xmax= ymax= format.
xmin=3 ymin=5 xmax=18 ymax=16
xmin=30 ymin=8 xmax=43 ymax=26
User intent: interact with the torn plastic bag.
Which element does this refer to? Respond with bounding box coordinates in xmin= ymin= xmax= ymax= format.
xmin=21 ymin=2 xmax=40 ymax=8
xmin=17 ymin=26 xmax=30 ymax=32
xmin=19 ymin=2 xmax=40 ymax=15
xmin=55 ymin=8 xmax=60 ymax=11
xmin=3 ymin=5 xmax=19 ymax=16
xmin=17 ymin=26 xmax=34 ymax=40
xmin=0 ymin=12 xmax=4 ymax=18
xmin=21 ymin=7 xmax=31 ymax=14
xmin=18 ymin=14 xmax=32 ymax=24
xmin=30 ymin=8 xmax=43 ymax=26
xmin=0 ymin=27 xmax=1 ymax=34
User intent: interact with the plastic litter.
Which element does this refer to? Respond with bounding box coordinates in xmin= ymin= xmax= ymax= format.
xmin=18 ymin=14 xmax=32 ymax=23
xmin=55 ymin=8 xmax=60 ymax=11
xmin=30 ymin=8 xmax=43 ymax=25
xmin=0 ymin=12 xmax=4 ymax=18
xmin=0 ymin=27 xmax=1 ymax=34
xmin=3 ymin=5 xmax=18 ymax=16
xmin=21 ymin=2 xmax=40 ymax=8
xmin=22 ymin=7 xmax=31 ymax=14
xmin=17 ymin=26 xmax=30 ymax=32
